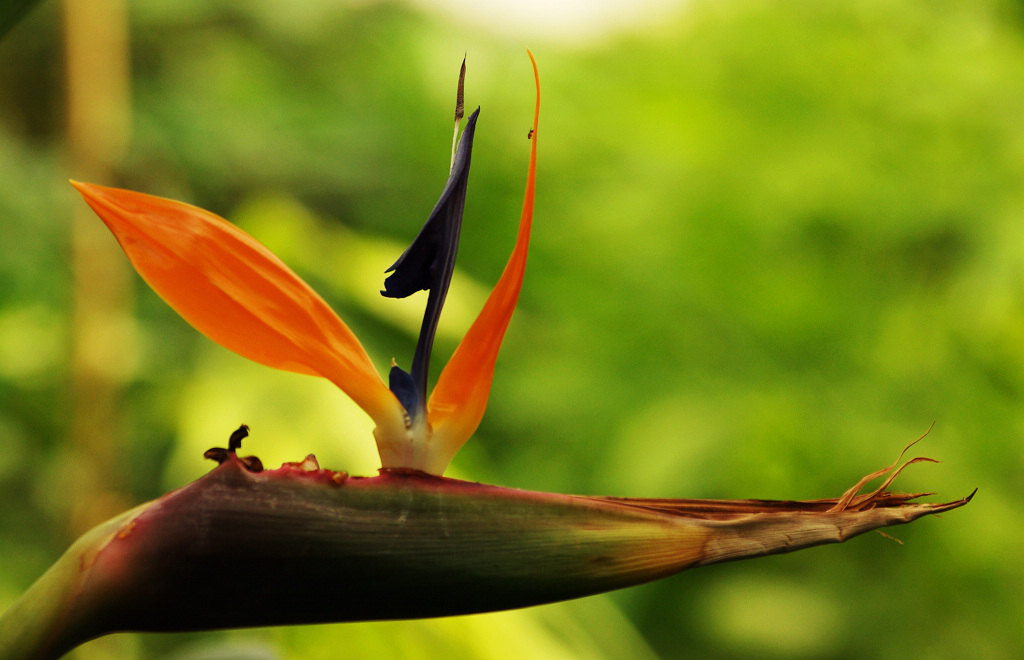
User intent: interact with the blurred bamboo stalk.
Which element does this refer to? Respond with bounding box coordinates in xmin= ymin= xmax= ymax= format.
xmin=63 ymin=0 xmax=133 ymax=535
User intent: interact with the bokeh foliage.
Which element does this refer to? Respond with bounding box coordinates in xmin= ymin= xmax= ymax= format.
xmin=1 ymin=0 xmax=1021 ymax=658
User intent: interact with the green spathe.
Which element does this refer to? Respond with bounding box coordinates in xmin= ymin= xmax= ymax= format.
xmin=0 ymin=452 xmax=970 ymax=659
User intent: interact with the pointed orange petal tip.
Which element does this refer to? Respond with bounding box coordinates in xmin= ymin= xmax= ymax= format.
xmin=424 ymin=52 xmax=540 ymax=474
xmin=70 ymin=180 xmax=407 ymax=444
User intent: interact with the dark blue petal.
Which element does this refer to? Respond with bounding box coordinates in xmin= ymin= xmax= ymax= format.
xmin=382 ymin=107 xmax=480 ymax=418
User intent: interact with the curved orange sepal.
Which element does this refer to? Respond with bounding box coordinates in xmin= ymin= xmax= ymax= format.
xmin=71 ymin=181 xmax=407 ymax=439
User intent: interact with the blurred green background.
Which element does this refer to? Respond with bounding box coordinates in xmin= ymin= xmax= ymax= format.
xmin=1 ymin=0 xmax=1021 ymax=658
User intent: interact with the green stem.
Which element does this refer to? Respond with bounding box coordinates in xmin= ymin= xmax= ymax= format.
xmin=0 ymin=504 xmax=151 ymax=660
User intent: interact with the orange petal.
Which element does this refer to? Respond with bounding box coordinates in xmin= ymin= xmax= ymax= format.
xmin=425 ymin=51 xmax=540 ymax=473
xmin=71 ymin=181 xmax=407 ymax=441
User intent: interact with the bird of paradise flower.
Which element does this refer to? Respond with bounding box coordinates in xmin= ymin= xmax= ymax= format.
xmin=0 ymin=52 xmax=971 ymax=660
